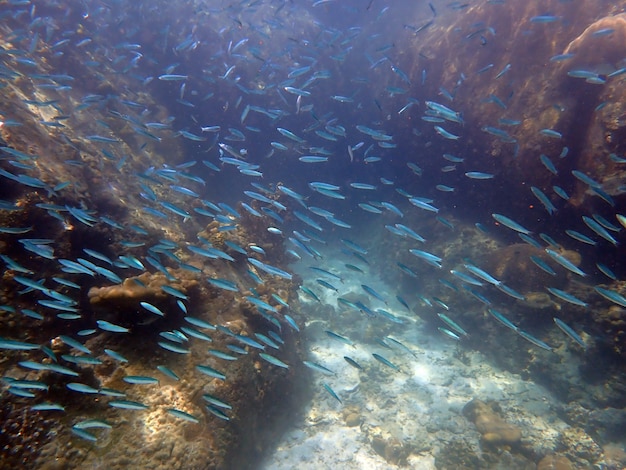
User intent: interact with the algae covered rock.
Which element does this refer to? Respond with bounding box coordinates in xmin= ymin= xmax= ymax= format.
xmin=537 ymin=454 xmax=573 ymax=470
xmin=462 ymin=398 xmax=522 ymax=446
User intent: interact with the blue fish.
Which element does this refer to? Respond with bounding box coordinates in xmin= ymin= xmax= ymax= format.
xmin=554 ymin=318 xmax=587 ymax=350
xmin=492 ymin=213 xmax=531 ymax=234
xmin=361 ymin=284 xmax=388 ymax=304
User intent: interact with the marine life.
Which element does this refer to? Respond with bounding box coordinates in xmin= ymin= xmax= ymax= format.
xmin=322 ymin=383 xmax=342 ymax=403
xmin=372 ymin=353 xmax=400 ymax=371
xmin=0 ymin=2 xmax=623 ymax=469
xmin=259 ymin=353 xmax=289 ymax=369
xmin=553 ymin=318 xmax=586 ymax=350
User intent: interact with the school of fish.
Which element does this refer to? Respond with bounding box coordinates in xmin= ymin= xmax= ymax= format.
xmin=0 ymin=0 xmax=624 ymax=467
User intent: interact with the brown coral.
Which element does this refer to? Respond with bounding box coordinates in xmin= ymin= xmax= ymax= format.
xmin=537 ymin=454 xmax=573 ymax=470
xmin=463 ymin=399 xmax=522 ymax=446
xmin=87 ymin=271 xmax=197 ymax=318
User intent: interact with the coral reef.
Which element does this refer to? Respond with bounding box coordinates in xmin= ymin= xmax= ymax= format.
xmin=536 ymin=454 xmax=573 ymax=470
xmin=463 ymin=398 xmax=522 ymax=446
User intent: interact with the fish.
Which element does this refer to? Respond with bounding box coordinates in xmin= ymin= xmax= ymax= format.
xmin=299 ymin=156 xmax=328 ymax=163
xmin=180 ymin=327 xmax=212 ymax=342
xmin=484 ymin=124 xmax=518 ymax=141
xmin=531 ymin=187 xmax=557 ymax=215
xmin=71 ymin=428 xmax=97 ymax=442
xmin=245 ymin=296 xmax=278 ymax=313
xmin=539 ymin=155 xmax=558 ymax=175
xmin=322 ymin=383 xmax=342 ymax=403
xmin=202 ymin=393 xmax=233 ymax=410
xmin=343 ymin=356 xmax=362 ymax=370
xmin=410 ymin=249 xmax=443 ymax=268
xmin=565 ymin=230 xmax=596 ymax=246
xmin=196 ymin=365 xmax=227 ymax=380
xmin=582 ymin=216 xmax=618 ymax=246
xmin=259 ymin=353 xmax=289 ymax=369
xmin=158 ymin=342 xmax=190 ymax=354
xmin=140 ymin=302 xmax=164 ymax=317
xmin=104 ymin=349 xmax=128 ymax=362
xmin=450 ymin=269 xmax=483 ymax=286
xmin=277 ymin=127 xmax=305 ymax=143
xmin=156 ymin=366 xmax=180 ymax=381
xmin=438 ymin=327 xmax=461 ymax=341
xmin=325 ymin=330 xmax=355 ymax=347
xmin=310 ymin=267 xmax=343 ymax=283
xmin=167 ymin=408 xmax=200 ymax=423
xmin=593 ymin=214 xmax=620 ymax=232
xmin=31 ymin=403 xmax=65 ymax=412
xmin=540 ymin=129 xmax=562 ymax=139
xmin=284 ymin=315 xmax=300 ymax=332
xmin=530 ymin=256 xmax=557 ymax=275
xmin=397 ymin=263 xmax=418 ymax=278
xmin=96 ymin=320 xmax=130 ymax=333
xmin=596 ymin=263 xmax=617 ymax=280
xmin=341 ymin=239 xmax=368 ymax=255
xmin=437 ymin=216 xmax=455 ymax=230
xmin=206 ymin=405 xmax=230 ymax=421
xmin=372 ymin=353 xmax=400 ymax=371
xmin=465 ymin=172 xmax=494 ymax=180
xmin=517 ymin=330 xmax=553 ymax=352
xmin=553 ymin=318 xmax=587 ymax=350
xmin=361 ymin=284 xmax=387 ymax=304
xmin=317 ymin=279 xmax=339 ymax=292
xmin=162 ymin=286 xmax=189 ymax=299
xmin=123 ymin=375 xmax=159 ymax=385
xmin=437 ymin=313 xmax=468 ymax=337
xmin=384 ymin=337 xmax=416 ymax=357
xmin=184 ymin=316 xmax=216 ymax=330
xmin=66 ymin=382 xmax=99 ymax=394
xmin=59 ymin=335 xmax=91 ymax=354
xmin=294 ymin=211 xmax=323 ymax=231
xmin=594 ymin=287 xmax=626 ymax=308
xmin=207 ymin=350 xmax=238 ymax=362
xmin=255 ymin=333 xmax=280 ymax=350
xmin=434 ymin=126 xmax=460 ymax=140
xmin=303 ymin=361 xmax=335 ymax=376
xmin=300 ymin=286 xmax=321 ymax=303
xmin=571 ymin=170 xmax=602 ymax=188
xmin=546 ymin=288 xmax=588 ymax=307
xmin=492 ymin=213 xmax=531 ymax=234
xmin=488 ymin=308 xmax=519 ymax=331
xmin=545 ymin=249 xmax=587 ymax=277
xmin=158 ymin=74 xmax=188 ymax=81
xmin=109 ymin=400 xmax=149 ymax=410
xmin=247 ymin=258 xmax=292 ymax=280
xmin=408 ymin=198 xmax=439 ymax=213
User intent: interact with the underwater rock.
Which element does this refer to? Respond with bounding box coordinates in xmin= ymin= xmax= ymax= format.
xmin=587 ymin=407 xmax=626 ymax=441
xmin=371 ymin=435 xmax=409 ymax=466
xmin=462 ymin=399 xmax=522 ymax=446
xmin=563 ymin=14 xmax=626 ymax=67
xmin=602 ymin=442 xmax=626 ymax=469
xmin=434 ymin=439 xmax=486 ymax=469
xmin=537 ymin=454 xmax=573 ymax=470
xmin=552 ymin=13 xmax=626 ymax=205
xmin=558 ymin=426 xmax=603 ymax=463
